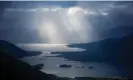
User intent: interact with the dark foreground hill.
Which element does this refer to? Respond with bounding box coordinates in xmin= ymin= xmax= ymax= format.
xmin=1 ymin=51 xmax=52 ymax=80
xmin=0 ymin=40 xmax=41 ymax=58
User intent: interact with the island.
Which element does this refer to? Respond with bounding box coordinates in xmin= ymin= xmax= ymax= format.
xmin=88 ymin=66 xmax=94 ymax=69
xmin=59 ymin=64 xmax=72 ymax=68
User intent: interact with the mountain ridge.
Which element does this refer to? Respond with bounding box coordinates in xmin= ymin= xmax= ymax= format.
xmin=0 ymin=40 xmax=41 ymax=58
xmin=57 ymin=34 xmax=133 ymax=64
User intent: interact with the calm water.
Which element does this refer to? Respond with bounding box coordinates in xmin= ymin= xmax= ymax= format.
xmin=18 ymin=44 xmax=128 ymax=78
xmin=22 ymin=56 xmax=121 ymax=78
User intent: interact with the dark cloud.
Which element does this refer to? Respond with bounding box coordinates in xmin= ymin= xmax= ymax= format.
xmin=0 ymin=1 xmax=133 ymax=44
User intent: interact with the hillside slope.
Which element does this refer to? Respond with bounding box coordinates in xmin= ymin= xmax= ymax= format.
xmin=58 ymin=34 xmax=133 ymax=63
xmin=0 ymin=40 xmax=40 ymax=58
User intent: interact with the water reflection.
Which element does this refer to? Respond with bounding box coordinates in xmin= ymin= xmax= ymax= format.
xmin=20 ymin=44 xmax=121 ymax=78
xmin=22 ymin=54 xmax=120 ymax=78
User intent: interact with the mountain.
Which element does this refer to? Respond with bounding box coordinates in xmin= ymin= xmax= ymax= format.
xmin=0 ymin=40 xmax=41 ymax=58
xmin=0 ymin=51 xmax=52 ymax=80
xmin=57 ymin=34 xmax=133 ymax=64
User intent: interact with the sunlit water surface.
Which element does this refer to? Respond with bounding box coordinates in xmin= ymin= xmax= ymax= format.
xmin=18 ymin=44 xmax=124 ymax=78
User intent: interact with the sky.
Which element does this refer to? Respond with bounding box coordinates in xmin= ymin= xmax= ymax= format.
xmin=0 ymin=1 xmax=133 ymax=44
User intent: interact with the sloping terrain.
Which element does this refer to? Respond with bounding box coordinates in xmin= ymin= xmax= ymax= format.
xmin=1 ymin=51 xmax=53 ymax=80
xmin=58 ymin=34 xmax=133 ymax=63
xmin=0 ymin=40 xmax=40 ymax=58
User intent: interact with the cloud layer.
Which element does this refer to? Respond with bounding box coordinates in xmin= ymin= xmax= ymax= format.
xmin=1 ymin=1 xmax=133 ymax=44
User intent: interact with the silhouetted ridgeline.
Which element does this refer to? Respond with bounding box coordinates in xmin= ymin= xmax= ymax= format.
xmin=0 ymin=40 xmax=41 ymax=58
xmin=1 ymin=52 xmax=52 ymax=80
xmin=57 ymin=34 xmax=133 ymax=64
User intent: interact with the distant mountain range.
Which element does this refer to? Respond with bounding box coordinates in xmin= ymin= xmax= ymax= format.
xmin=57 ymin=34 xmax=133 ymax=64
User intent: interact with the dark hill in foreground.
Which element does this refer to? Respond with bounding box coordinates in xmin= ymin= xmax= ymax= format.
xmin=1 ymin=51 xmax=53 ymax=80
